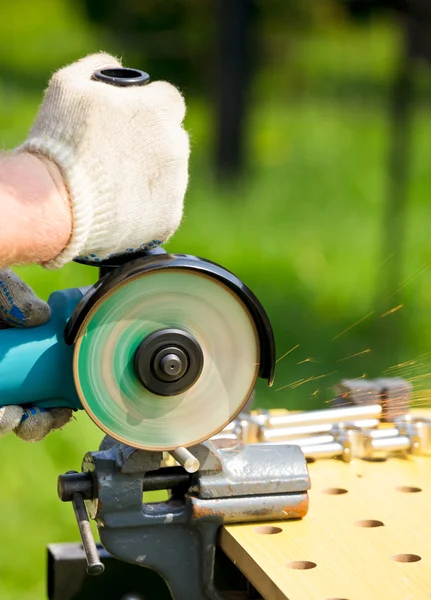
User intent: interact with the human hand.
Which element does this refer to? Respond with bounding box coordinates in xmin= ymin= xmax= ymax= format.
xmin=0 ymin=269 xmax=72 ymax=441
xmin=17 ymin=52 xmax=190 ymax=269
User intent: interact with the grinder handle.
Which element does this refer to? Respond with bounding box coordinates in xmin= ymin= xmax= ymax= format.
xmin=0 ymin=288 xmax=84 ymax=410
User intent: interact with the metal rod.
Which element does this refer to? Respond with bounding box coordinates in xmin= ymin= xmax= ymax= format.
xmin=169 ymin=447 xmax=200 ymax=473
xmin=371 ymin=435 xmax=410 ymax=453
xmin=263 ymin=434 xmax=336 ymax=447
xmin=351 ymin=419 xmax=380 ymax=428
xmin=262 ymin=427 xmax=407 ymax=450
xmin=211 ymin=432 xmax=238 ymax=441
xmin=299 ymin=434 xmax=412 ymax=461
xmin=266 ymin=404 xmax=382 ymax=429
xmin=261 ymin=423 xmax=333 ymax=442
xmin=71 ymin=493 xmax=104 ymax=576
xmin=142 ymin=468 xmax=190 ymax=492
xmin=369 ymin=427 xmax=399 ymax=439
xmin=302 ymin=442 xmax=344 ymax=460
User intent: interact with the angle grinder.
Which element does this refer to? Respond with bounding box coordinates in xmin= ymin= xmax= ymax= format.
xmin=0 ymin=67 xmax=275 ymax=451
xmin=0 ymin=248 xmax=275 ymax=450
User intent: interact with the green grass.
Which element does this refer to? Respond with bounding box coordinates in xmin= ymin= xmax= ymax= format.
xmin=1 ymin=2 xmax=431 ymax=598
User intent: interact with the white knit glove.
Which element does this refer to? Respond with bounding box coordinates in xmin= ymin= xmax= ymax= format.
xmin=0 ymin=269 xmax=73 ymax=441
xmin=17 ymin=53 xmax=189 ymax=268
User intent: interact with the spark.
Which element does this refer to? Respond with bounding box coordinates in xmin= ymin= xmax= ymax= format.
xmin=404 ymin=372 xmax=431 ymax=384
xmin=275 ymin=371 xmax=337 ymax=392
xmin=411 ymin=394 xmax=431 ymax=406
xmin=387 ymin=261 xmax=431 ymax=299
xmin=297 ymin=357 xmax=319 ymax=365
xmin=275 ymin=378 xmax=305 ymax=392
xmin=336 ymin=349 xmax=372 ymax=362
xmin=385 ymin=360 xmax=417 ymax=371
xmin=378 ymin=253 xmax=395 ymax=268
xmin=380 ymin=304 xmax=403 ymax=318
xmin=332 ymin=312 xmax=374 ymax=341
xmin=399 ymin=261 xmax=431 ymax=288
xmin=276 ymin=344 xmax=299 ymax=364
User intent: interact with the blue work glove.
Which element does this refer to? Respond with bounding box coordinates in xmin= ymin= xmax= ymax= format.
xmin=0 ymin=269 xmax=73 ymax=441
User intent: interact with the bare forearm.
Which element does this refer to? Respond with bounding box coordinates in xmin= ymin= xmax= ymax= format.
xmin=0 ymin=153 xmax=71 ymax=267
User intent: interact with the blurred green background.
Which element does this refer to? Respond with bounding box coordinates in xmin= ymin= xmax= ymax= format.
xmin=1 ymin=0 xmax=431 ymax=597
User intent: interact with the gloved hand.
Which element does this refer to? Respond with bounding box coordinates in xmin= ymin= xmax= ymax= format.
xmin=16 ymin=52 xmax=189 ymax=268
xmin=0 ymin=269 xmax=73 ymax=441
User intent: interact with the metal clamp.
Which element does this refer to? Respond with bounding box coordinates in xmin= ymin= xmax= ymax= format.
xmin=58 ymin=437 xmax=310 ymax=600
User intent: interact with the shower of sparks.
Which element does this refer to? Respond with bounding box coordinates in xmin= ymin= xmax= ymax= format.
xmin=332 ymin=312 xmax=374 ymax=341
xmin=336 ymin=349 xmax=372 ymax=362
xmin=404 ymin=373 xmax=431 ymax=384
xmin=276 ymin=344 xmax=300 ymax=364
xmin=297 ymin=357 xmax=319 ymax=365
xmin=275 ymin=371 xmax=337 ymax=392
xmin=380 ymin=352 xmax=431 ymax=409
xmin=380 ymin=304 xmax=403 ymax=318
xmin=411 ymin=390 xmax=431 ymax=406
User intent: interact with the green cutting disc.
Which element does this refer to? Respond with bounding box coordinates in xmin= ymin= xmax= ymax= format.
xmin=73 ymin=269 xmax=260 ymax=450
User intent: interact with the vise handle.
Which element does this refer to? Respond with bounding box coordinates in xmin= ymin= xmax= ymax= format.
xmin=58 ymin=472 xmax=104 ymax=576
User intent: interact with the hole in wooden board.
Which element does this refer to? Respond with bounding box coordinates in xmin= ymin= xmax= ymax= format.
xmin=355 ymin=519 xmax=384 ymax=528
xmin=286 ymin=560 xmax=317 ymax=570
xmin=322 ymin=487 xmax=348 ymax=495
xmin=363 ymin=457 xmax=387 ymax=462
xmin=396 ymin=486 xmax=422 ymax=493
xmin=253 ymin=525 xmax=282 ymax=535
xmin=392 ymin=554 xmax=421 ymax=563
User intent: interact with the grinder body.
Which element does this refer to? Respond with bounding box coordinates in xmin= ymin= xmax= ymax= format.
xmin=0 ymin=288 xmax=84 ymax=410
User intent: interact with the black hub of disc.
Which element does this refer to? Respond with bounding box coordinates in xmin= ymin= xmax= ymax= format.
xmin=134 ymin=329 xmax=204 ymax=396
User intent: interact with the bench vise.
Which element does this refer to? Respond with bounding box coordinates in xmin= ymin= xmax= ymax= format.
xmin=55 ymin=436 xmax=310 ymax=600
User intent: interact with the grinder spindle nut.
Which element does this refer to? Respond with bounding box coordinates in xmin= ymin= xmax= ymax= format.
xmin=134 ymin=329 xmax=204 ymax=397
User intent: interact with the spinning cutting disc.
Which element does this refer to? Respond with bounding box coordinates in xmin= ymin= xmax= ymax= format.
xmin=73 ymin=269 xmax=260 ymax=450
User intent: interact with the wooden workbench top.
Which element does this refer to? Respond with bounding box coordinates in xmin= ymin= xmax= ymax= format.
xmin=220 ymin=409 xmax=431 ymax=600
